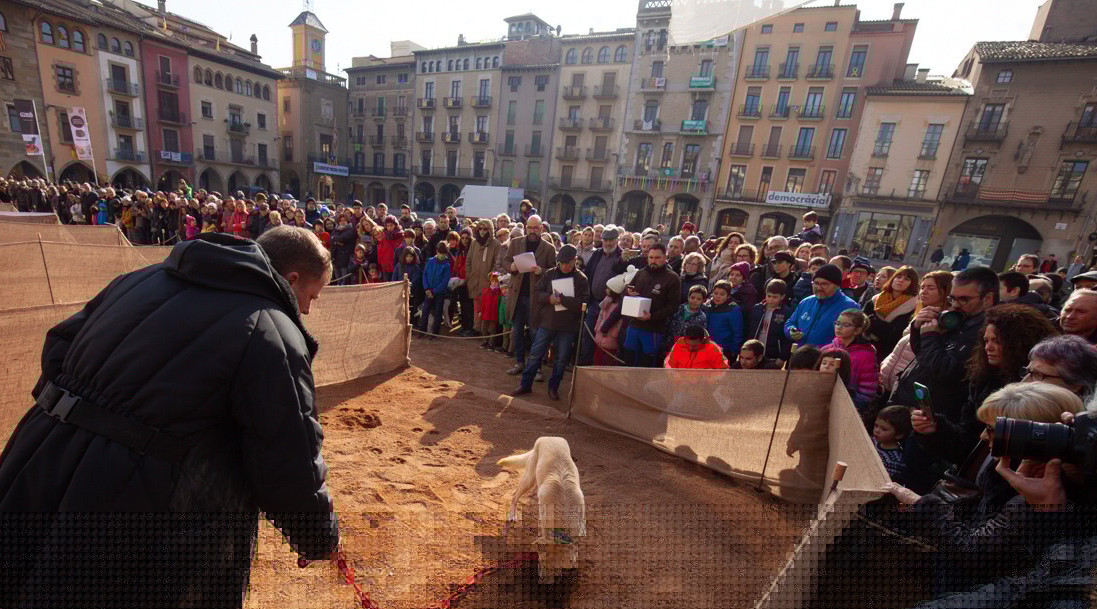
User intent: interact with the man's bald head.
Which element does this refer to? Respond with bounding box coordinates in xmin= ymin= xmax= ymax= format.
xmin=525 ymin=214 xmax=544 ymax=240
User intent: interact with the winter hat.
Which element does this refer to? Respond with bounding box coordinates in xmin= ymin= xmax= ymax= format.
xmin=557 ymin=244 xmax=578 ymax=264
xmin=606 ymin=265 xmax=640 ymax=295
xmin=601 ymin=226 xmax=620 ymax=240
xmin=813 ymin=263 xmax=844 ymax=286
xmin=729 ymin=261 xmax=752 ymax=279
xmin=498 ymin=273 xmax=511 ymax=288
xmin=772 ymin=251 xmax=796 ymax=265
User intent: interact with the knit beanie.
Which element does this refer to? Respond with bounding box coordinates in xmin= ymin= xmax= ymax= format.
xmin=813 ymin=263 xmax=844 ymax=286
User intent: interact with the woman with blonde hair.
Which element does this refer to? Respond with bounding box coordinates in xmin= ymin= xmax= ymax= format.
xmin=708 ymin=233 xmax=744 ymax=289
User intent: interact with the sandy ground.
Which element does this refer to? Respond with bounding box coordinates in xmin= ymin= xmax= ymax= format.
xmin=244 ymin=336 xmax=811 ymax=609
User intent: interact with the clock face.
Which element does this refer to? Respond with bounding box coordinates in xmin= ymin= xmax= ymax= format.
xmin=311 ymin=39 xmax=322 ymax=53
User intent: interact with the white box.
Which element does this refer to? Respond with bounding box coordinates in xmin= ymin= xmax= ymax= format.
xmin=551 ymin=277 xmax=575 ymax=311
xmin=513 ymin=252 xmax=538 ymax=273
xmin=621 ymin=296 xmax=652 ymax=318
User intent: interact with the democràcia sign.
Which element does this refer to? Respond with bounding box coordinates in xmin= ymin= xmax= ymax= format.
xmin=764 ymin=190 xmax=831 ymax=209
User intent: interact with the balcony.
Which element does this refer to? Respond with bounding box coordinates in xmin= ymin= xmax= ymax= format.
xmin=155 ymin=71 xmax=180 ymax=87
xmin=369 ymin=135 xmax=385 ymax=147
xmin=351 ymin=109 xmax=369 ymax=118
xmin=351 ymin=166 xmax=410 ymax=178
xmin=727 ymin=142 xmax=754 ymax=157
xmin=586 ymin=148 xmax=610 ymax=162
xmin=689 ymin=74 xmax=716 ymax=89
xmin=469 ymin=131 xmax=490 ymax=144
xmin=680 ymin=119 xmax=707 ymax=135
xmin=718 ymin=188 xmax=765 ymax=203
xmin=872 ymin=142 xmax=892 ymax=157
xmin=371 ymin=108 xmax=386 ymax=119
xmin=788 ymin=145 xmax=816 ymax=160
xmin=589 ymin=117 xmax=615 ymax=131
xmin=443 ymin=97 xmax=462 ymax=109
xmin=417 ymin=97 xmax=436 ymax=109
xmin=965 ymin=122 xmax=1009 ymax=143
xmin=110 ymin=113 xmax=143 ymax=130
xmin=442 ymin=131 xmax=461 ymax=143
xmin=777 ymin=63 xmax=799 ymax=80
xmin=470 ymin=96 xmax=492 ymax=108
xmin=797 ymin=105 xmax=825 ymax=120
xmin=111 ymin=148 xmax=145 ymax=162
xmin=806 ymin=64 xmax=834 ymax=80
xmin=769 ymin=105 xmax=791 ymax=120
xmin=549 ymin=176 xmax=613 ymax=192
xmin=524 ymin=144 xmax=543 ymax=157
xmin=743 ymin=65 xmax=770 ymax=80
xmin=226 ymin=121 xmax=250 ymax=136
xmin=1061 ymin=121 xmax=1097 ymax=146
xmin=416 ymin=131 xmax=434 ymax=143
xmin=593 ymin=85 xmax=619 ymax=98
xmin=497 ymin=144 xmax=517 ymax=156
xmin=759 ymin=143 xmax=782 ymax=159
xmin=632 ymin=118 xmax=661 ymax=132
xmin=952 ymin=181 xmax=1085 ymax=210
xmin=917 ymin=144 xmax=939 ymax=160
xmin=556 ymin=146 xmax=579 ymax=160
xmin=737 ymin=103 xmax=762 ymax=119
xmin=640 ymin=77 xmax=666 ymax=92
xmin=559 ymin=117 xmax=584 ymax=130
xmin=419 ymin=167 xmax=489 ymax=179
xmin=392 ymin=107 xmax=410 ymax=118
xmin=562 ymin=85 xmax=587 ymax=99
xmin=156 ymin=150 xmax=193 ymax=165
xmin=157 ymin=109 xmax=186 ymax=125
xmin=105 ymin=77 xmax=139 ymax=97
xmin=391 ymin=135 xmax=409 ymax=148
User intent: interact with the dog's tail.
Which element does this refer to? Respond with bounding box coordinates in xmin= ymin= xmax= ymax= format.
xmin=496 ymin=450 xmax=533 ymax=470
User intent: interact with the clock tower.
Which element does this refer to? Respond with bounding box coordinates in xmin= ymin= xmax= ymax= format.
xmin=289 ymin=10 xmax=329 ymax=70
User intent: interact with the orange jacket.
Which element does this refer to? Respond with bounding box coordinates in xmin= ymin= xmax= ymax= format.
xmin=664 ymin=337 xmax=730 ymax=369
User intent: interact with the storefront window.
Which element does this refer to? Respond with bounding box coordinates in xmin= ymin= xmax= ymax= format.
xmin=716 ymin=208 xmax=748 ymax=237
xmin=755 ymin=212 xmax=796 ymax=243
xmin=850 ymin=212 xmax=915 ymax=262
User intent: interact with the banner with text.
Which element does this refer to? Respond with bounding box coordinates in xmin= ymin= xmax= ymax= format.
xmin=764 ymin=190 xmax=831 ymax=210
xmin=13 ymin=99 xmax=43 ymax=156
xmin=313 ymin=161 xmax=348 ymax=177
xmin=69 ymin=107 xmax=93 ymax=161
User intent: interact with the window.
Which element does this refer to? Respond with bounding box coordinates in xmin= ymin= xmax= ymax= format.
xmin=283 ymin=135 xmax=293 ymax=161
xmin=565 ymin=49 xmax=577 ymax=64
xmin=478 ymin=79 xmax=490 ymax=98
xmin=447 ymin=115 xmax=458 ymax=135
xmin=852 ymin=213 xmax=917 ymax=261
xmin=581 ymin=48 xmax=593 ymax=64
xmin=533 ymin=100 xmax=545 ymax=125
xmin=527 ymin=161 xmax=540 ymax=187
xmin=597 ymin=47 xmax=610 ymax=63
xmin=615 ymin=46 xmax=627 ymax=62
xmin=72 ymin=30 xmax=84 ymax=52
xmin=463 ymin=58 xmax=469 ymax=70
xmin=201 ymin=100 xmax=213 ymax=119
xmin=636 ymin=143 xmax=653 ymax=173
xmin=743 ymin=87 xmax=761 ymax=115
xmin=193 ymin=66 xmax=202 ymax=83
xmin=202 ymin=134 xmax=215 ymax=159
xmin=475 ymin=115 xmax=488 ymax=132
xmin=447 ymin=60 xmax=453 ymax=71
xmin=691 ymin=98 xmax=708 ymax=121
xmin=450 ymin=80 xmax=460 ymax=98
xmin=920 ymin=124 xmax=944 ymax=158
xmin=700 ymin=59 xmax=713 ymax=77
xmin=660 ymin=142 xmax=674 ymax=168
xmin=978 ymin=103 xmax=1005 ymax=131
xmin=996 ymin=70 xmax=1012 ymax=84
xmin=759 ymin=166 xmax=773 ymax=197
xmin=681 ymin=144 xmax=700 ymax=178
xmin=421 ymin=62 xmax=427 ymax=73
xmin=727 ymin=165 xmax=747 ymax=197
xmin=235 ymin=78 xmax=242 ymax=94
xmin=818 ymin=170 xmax=837 ymax=194
xmin=775 ymin=87 xmax=791 ymax=116
xmin=258 ymin=143 xmax=268 ymax=165
xmin=162 ymin=128 xmax=179 ymax=152
xmin=253 ymin=83 xmax=262 ymax=99
xmin=863 ymin=167 xmax=883 ymax=195
xmin=422 ymin=116 xmax=433 ymax=133
xmin=535 ymin=75 xmax=548 ymax=91
xmin=97 ymin=34 xmax=107 ymax=49
xmin=263 ymin=85 xmax=270 ymax=100
xmin=507 ymin=101 xmax=516 ymax=125
xmin=643 ymin=100 xmax=659 ymax=122
xmin=215 ymin=73 xmax=223 ymax=89
xmin=7 ymin=105 xmax=20 ymax=132
xmin=847 ymin=45 xmax=867 ymax=78
xmin=781 ymin=47 xmax=799 ymax=77
xmin=785 ymin=168 xmax=807 ymax=192
xmin=56 ymin=66 xmax=75 ymax=92
xmin=908 ymin=170 xmax=930 ymax=198
xmin=814 ymin=46 xmax=833 ymax=73
xmin=283 ymin=96 xmax=290 ymax=113
xmin=376 ymin=74 xmax=386 ymax=84
xmin=0 ymin=57 xmax=12 ymax=81
xmin=651 ymin=60 xmax=664 ymax=78
xmin=493 ymin=56 xmax=499 ymax=68
xmin=825 ymin=21 xmax=837 ymax=31
xmin=257 ymin=113 xmax=266 ymax=129
xmin=826 ymin=128 xmax=847 ymax=159
xmin=1081 ymin=103 xmax=1097 ymax=128
xmin=57 ymin=25 xmax=68 ymax=48
xmin=836 ymin=88 xmax=856 ymax=118
xmin=40 ymin=21 xmax=53 ymax=44
xmin=761 ymin=24 xmax=773 ymax=34
xmin=956 ymin=158 xmax=987 ymax=196
xmin=0 ymin=13 xmax=7 ymax=31
xmin=793 ymin=127 xmax=815 ymax=156
xmin=1050 ymin=161 xmax=1089 ymax=202
xmin=873 ymin=123 xmax=895 ymax=156
xmin=508 ymin=76 xmax=521 ymax=91
xmin=123 ymin=42 xmax=134 ymax=57
xmin=793 ymin=23 xmax=804 ymax=33
xmin=245 ymin=81 xmax=252 ymax=96
xmin=58 ymin=111 xmax=73 ymax=142
xmin=804 ymin=87 xmax=824 ymax=116
xmin=111 ymin=37 xmax=120 ymax=53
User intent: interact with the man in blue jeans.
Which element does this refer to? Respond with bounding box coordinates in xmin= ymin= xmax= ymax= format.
xmin=512 ymin=244 xmax=590 ymax=400
xmin=502 ymin=215 xmax=557 ymax=379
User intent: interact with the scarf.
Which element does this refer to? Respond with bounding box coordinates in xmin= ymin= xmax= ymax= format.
xmin=874 ymin=290 xmax=913 ymax=319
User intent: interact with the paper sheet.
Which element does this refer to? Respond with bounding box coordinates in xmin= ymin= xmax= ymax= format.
xmin=514 ymin=252 xmax=537 ymax=273
xmin=551 ymin=277 xmax=574 ymax=312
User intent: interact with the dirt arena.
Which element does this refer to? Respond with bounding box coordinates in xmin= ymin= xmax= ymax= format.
xmin=244 ymin=336 xmax=812 ymax=609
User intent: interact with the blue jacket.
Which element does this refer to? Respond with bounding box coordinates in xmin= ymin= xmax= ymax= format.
xmin=746 ymin=302 xmax=792 ymax=360
xmin=784 ymin=290 xmax=859 ymax=346
xmin=704 ymin=301 xmax=744 ymax=357
xmin=422 ymin=257 xmax=451 ymax=296
xmin=394 ymin=261 xmax=422 ymax=289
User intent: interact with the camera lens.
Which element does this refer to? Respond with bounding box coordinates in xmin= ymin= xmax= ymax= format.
xmin=938 ymin=310 xmax=963 ymax=330
xmin=992 ymin=416 xmax=1074 ymax=462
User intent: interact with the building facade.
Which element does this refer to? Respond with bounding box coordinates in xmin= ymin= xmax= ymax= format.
xmin=616 ymin=0 xmax=737 ymax=234
xmin=544 ymin=30 xmax=634 ymax=226
xmin=830 ymin=69 xmax=969 ymax=267
xmin=933 ymin=41 xmax=1097 ymax=270
xmin=345 ymin=48 xmax=418 ymax=207
xmin=0 ymin=1 xmax=54 ymax=180
xmin=278 ymin=11 xmax=349 ymax=200
xmin=712 ymin=3 xmax=917 ymax=242
xmin=138 ymin=37 xmax=193 ymax=191
xmin=97 ymin=20 xmax=152 ymax=189
xmin=411 ymin=39 xmax=503 ymax=213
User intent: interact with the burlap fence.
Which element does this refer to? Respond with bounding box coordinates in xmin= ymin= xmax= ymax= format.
xmin=0 ymin=219 xmax=127 ymax=245
xmin=0 ymin=211 xmax=60 ymax=224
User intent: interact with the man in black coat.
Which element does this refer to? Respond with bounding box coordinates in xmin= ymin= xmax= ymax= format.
xmin=0 ymin=228 xmax=340 ymax=608
xmin=578 ymin=226 xmax=623 ymax=365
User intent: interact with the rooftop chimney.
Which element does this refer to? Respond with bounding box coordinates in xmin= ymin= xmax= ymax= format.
xmin=904 ymin=63 xmax=917 ymax=80
xmin=892 ymin=2 xmax=904 ymax=20
xmin=157 ymin=0 xmax=166 ymax=29
xmin=250 ymin=34 xmax=257 ymax=54
xmin=916 ymin=68 xmax=929 ymax=83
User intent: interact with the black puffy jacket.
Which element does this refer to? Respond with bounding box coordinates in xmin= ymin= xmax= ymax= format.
xmin=0 ymin=233 xmax=338 ymax=608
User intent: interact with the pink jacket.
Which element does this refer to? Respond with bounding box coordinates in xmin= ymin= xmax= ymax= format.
xmin=594 ymin=296 xmax=622 ymax=352
xmin=880 ymin=329 xmax=915 ymax=393
xmin=824 ymin=336 xmax=878 ymax=410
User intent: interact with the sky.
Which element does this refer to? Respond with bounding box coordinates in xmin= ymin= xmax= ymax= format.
xmin=165 ymin=0 xmax=1043 ymax=77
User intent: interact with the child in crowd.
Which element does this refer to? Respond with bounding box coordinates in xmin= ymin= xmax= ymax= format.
xmin=497 ymin=274 xmax=512 ymax=354
xmin=665 ymin=285 xmax=709 ymax=353
xmin=727 ymin=261 xmax=759 ymax=311
xmin=593 ymin=277 xmax=625 ymax=366
xmin=733 ymin=339 xmax=772 ymax=369
xmin=704 ymin=280 xmax=744 ymax=361
xmin=746 ymin=279 xmax=793 ymax=365
xmin=313 ymin=220 xmax=330 ymax=249
xmin=873 ymin=405 xmax=912 ymax=482
xmin=394 ymin=229 xmax=421 ymax=270
xmin=479 ymin=272 xmax=502 ymax=350
xmin=788 ymin=344 xmax=822 ymax=370
xmin=365 ymin=263 xmax=383 ymax=284
xmin=184 ymin=214 xmax=198 ymax=240
xmin=394 ymin=248 xmax=423 ymax=321
xmin=791 ymin=256 xmax=827 ymax=308
xmin=419 ymin=241 xmax=451 ymax=338
xmin=815 ymin=349 xmax=852 ymax=394
xmin=822 ymin=309 xmax=878 ymax=414
xmin=348 ymin=243 xmax=369 ymax=285
xmin=664 ymin=325 xmax=729 ymax=369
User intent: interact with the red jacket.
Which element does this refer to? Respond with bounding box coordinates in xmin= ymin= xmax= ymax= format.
xmin=450 ymin=250 xmax=467 ymax=280
xmin=377 ymin=229 xmax=404 ymax=274
xmin=231 ymin=210 xmax=248 ymax=238
xmin=480 ymin=286 xmax=501 ymax=322
xmin=664 ymin=338 xmax=730 ymax=369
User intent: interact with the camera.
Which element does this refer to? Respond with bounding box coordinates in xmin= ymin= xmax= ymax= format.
xmin=938 ymin=310 xmax=964 ymax=330
xmin=992 ymin=412 xmax=1097 ymax=473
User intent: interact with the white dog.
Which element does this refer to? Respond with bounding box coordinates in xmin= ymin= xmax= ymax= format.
xmin=497 ymin=437 xmax=586 ymax=579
